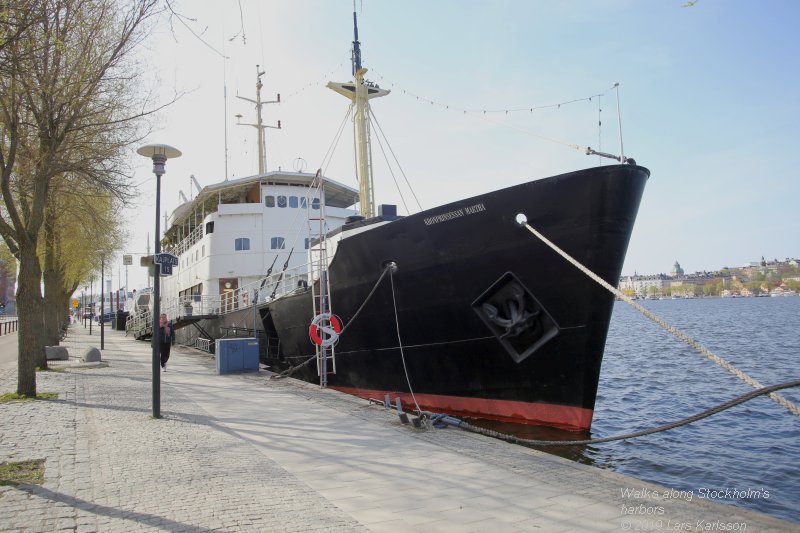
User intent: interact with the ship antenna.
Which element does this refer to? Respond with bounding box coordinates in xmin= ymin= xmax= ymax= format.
xmin=351 ymin=1 xmax=362 ymax=75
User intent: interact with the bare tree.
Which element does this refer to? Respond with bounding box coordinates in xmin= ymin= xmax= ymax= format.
xmin=0 ymin=0 xmax=162 ymax=396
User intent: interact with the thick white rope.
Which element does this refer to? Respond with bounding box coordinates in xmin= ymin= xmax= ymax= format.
xmin=520 ymin=219 xmax=800 ymax=417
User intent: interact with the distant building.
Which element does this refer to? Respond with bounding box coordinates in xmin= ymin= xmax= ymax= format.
xmin=619 ymin=274 xmax=669 ymax=298
xmin=621 ymin=257 xmax=798 ymax=298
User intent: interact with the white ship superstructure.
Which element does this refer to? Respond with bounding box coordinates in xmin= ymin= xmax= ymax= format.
xmin=160 ymin=171 xmax=359 ymax=308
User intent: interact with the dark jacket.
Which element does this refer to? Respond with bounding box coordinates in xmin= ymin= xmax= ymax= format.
xmin=158 ymin=323 xmax=176 ymax=345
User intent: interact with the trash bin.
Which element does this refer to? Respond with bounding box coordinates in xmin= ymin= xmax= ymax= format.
xmin=115 ymin=311 xmax=129 ymax=331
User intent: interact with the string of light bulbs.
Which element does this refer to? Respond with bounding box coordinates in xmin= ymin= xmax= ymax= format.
xmin=370 ymin=69 xmax=616 ymax=117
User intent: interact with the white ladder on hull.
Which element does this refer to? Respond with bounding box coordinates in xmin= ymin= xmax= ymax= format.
xmin=308 ymin=170 xmax=336 ymax=386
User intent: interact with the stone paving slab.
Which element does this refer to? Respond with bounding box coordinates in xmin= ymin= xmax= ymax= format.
xmin=0 ymin=324 xmax=797 ymax=532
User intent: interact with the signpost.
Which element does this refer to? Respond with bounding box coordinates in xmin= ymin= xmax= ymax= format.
xmin=154 ymin=253 xmax=178 ymax=276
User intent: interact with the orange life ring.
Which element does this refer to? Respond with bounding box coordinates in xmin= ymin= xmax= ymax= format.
xmin=309 ymin=313 xmax=342 ymax=346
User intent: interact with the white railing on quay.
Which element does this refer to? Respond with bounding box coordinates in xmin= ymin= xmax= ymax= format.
xmin=195 ymin=338 xmax=213 ymax=353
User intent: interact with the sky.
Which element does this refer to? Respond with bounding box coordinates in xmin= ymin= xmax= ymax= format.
xmin=116 ymin=0 xmax=800 ymax=292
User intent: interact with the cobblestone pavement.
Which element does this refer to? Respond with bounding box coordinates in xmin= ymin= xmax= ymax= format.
xmin=1 ymin=324 xmax=796 ymax=532
xmin=1 ymin=325 xmax=365 ymax=532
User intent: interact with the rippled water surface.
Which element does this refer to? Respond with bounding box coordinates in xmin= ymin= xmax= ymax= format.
xmin=482 ymin=297 xmax=800 ymax=523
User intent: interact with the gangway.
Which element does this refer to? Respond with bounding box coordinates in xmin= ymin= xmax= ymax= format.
xmin=126 ymin=294 xmax=219 ymax=340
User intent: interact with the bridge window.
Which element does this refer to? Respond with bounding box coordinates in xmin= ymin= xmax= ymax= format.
xmin=311 ymin=198 xmax=320 ymax=210
xmin=205 ymin=221 xmax=214 ymax=234
xmin=235 ymin=238 xmax=250 ymax=251
xmin=277 ymin=195 xmax=287 ymax=208
xmin=300 ymin=197 xmax=307 ymax=209
xmin=270 ymin=237 xmax=285 ymax=249
xmin=289 ymin=196 xmax=298 ymax=208
xmin=265 ymin=195 xmax=275 ymax=207
xmin=304 ymin=238 xmax=311 ymax=249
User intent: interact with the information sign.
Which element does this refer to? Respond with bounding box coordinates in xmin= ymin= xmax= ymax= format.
xmin=154 ymin=253 xmax=179 ymax=267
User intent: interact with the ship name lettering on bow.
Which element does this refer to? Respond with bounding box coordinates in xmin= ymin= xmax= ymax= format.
xmin=424 ymin=203 xmax=486 ymax=226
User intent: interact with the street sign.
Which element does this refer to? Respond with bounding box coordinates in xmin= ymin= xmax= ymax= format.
xmin=141 ymin=255 xmax=153 ymax=267
xmin=122 ymin=254 xmax=133 ymax=266
xmin=160 ymin=263 xmax=173 ymax=276
xmin=154 ymin=253 xmax=179 ymax=267
xmin=72 ymin=299 xmax=80 ymax=308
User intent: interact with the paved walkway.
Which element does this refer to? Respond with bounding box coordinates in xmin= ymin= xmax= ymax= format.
xmin=0 ymin=325 xmax=796 ymax=532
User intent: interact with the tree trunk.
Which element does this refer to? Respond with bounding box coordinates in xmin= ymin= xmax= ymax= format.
xmin=42 ymin=204 xmax=60 ymax=348
xmin=16 ymin=243 xmax=43 ymax=396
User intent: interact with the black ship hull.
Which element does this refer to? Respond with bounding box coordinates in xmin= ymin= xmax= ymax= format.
xmin=262 ymin=164 xmax=647 ymax=431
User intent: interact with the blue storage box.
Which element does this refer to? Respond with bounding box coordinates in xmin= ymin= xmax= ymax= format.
xmin=216 ymin=338 xmax=260 ymax=374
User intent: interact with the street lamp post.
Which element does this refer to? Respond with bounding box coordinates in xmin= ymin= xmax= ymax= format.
xmin=137 ymin=143 xmax=181 ymax=419
xmin=100 ymin=255 xmax=105 ymax=350
xmin=89 ymin=278 xmax=93 ymax=336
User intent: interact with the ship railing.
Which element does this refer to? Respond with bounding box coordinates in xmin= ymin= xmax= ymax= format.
xmin=164 ymin=223 xmax=204 ymax=257
xmin=150 ymin=264 xmax=314 ymax=321
xmin=160 ymin=294 xmax=221 ymax=320
xmin=125 ymin=309 xmax=152 ymax=338
xmin=214 ymin=264 xmax=312 ymax=316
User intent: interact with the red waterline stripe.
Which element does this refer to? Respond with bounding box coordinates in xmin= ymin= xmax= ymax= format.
xmin=332 ymin=386 xmax=594 ymax=431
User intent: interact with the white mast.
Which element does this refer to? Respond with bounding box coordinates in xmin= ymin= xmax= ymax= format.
xmin=327 ymin=7 xmax=389 ymax=218
xmin=236 ymin=66 xmax=281 ymax=174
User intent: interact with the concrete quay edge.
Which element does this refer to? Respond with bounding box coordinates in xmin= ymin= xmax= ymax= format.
xmin=0 ymin=324 xmax=796 ymax=532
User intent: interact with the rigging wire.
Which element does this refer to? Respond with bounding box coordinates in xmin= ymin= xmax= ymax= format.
xmin=271 ymin=104 xmax=352 ymax=262
xmin=227 ymin=0 xmax=246 ymax=44
xmin=369 ymin=115 xmax=411 ymax=214
xmin=368 ymin=107 xmax=423 ymax=213
xmin=321 ymin=104 xmax=355 ymax=176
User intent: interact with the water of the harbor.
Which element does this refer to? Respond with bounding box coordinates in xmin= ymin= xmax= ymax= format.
xmin=475 ymin=296 xmax=800 ymax=523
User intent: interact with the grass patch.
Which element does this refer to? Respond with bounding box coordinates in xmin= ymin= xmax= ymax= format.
xmin=0 ymin=459 xmax=45 ymax=486
xmin=0 ymin=392 xmax=59 ymax=403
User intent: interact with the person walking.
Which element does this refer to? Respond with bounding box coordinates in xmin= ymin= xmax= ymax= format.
xmin=159 ymin=313 xmax=175 ymax=371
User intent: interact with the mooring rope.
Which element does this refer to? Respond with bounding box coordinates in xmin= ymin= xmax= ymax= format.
xmin=518 ymin=218 xmax=800 ymax=417
xmin=389 ymin=269 xmax=422 ymax=413
xmin=273 ymin=264 xmax=393 ymax=378
xmin=429 ymin=379 xmax=800 ymax=446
